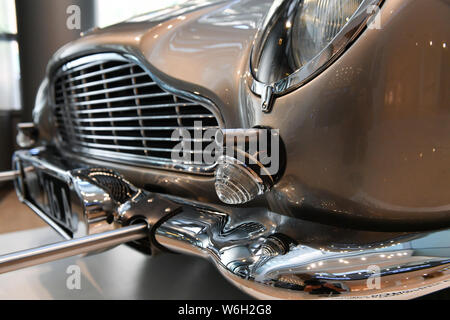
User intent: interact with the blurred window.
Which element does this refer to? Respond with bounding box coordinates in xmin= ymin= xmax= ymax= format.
xmin=95 ymin=0 xmax=182 ymax=28
xmin=0 ymin=0 xmax=21 ymax=111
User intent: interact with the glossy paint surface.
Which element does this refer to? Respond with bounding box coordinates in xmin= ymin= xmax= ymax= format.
xmin=37 ymin=0 xmax=449 ymax=229
xmin=249 ymin=0 xmax=450 ymax=228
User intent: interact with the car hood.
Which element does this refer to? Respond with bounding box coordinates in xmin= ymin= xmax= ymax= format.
xmin=48 ymin=0 xmax=273 ymax=128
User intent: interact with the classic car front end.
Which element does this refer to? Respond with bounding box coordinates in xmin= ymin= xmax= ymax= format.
xmin=1 ymin=0 xmax=449 ymax=299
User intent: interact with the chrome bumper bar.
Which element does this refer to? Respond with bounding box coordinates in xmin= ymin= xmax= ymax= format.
xmin=156 ymin=208 xmax=450 ymax=300
xmin=0 ymin=224 xmax=148 ymax=275
xmin=0 ymin=170 xmax=19 ymax=182
xmin=1 ymin=148 xmax=449 ymax=299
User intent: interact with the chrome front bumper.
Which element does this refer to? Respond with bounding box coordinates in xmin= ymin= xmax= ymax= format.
xmin=4 ymin=148 xmax=450 ymax=299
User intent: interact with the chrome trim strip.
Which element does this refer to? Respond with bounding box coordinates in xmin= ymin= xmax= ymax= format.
xmin=61 ymin=52 xmax=129 ymax=72
xmin=60 ymin=62 xmax=136 ymax=83
xmin=55 ymin=92 xmax=173 ymax=107
xmin=55 ymin=102 xmax=198 ymax=115
xmin=49 ymin=52 xmax=224 ymax=175
xmin=55 ymin=114 xmax=215 ymax=123
xmin=61 ymin=82 xmax=157 ymax=99
xmin=22 ymin=199 xmax=72 ymax=240
xmin=0 ymin=170 xmax=19 ymax=183
xmin=67 ymin=146 xmax=218 ymax=173
xmin=71 ymin=133 xmax=213 ymax=142
xmin=56 ymin=72 xmax=149 ymax=92
xmin=60 ymin=59 xmax=113 ymax=75
xmin=72 ymin=141 xmax=207 ymax=153
xmin=71 ymin=125 xmax=219 ymax=131
xmin=119 ymin=52 xmax=225 ymax=128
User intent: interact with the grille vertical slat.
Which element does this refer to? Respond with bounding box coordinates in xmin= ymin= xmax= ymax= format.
xmin=130 ymin=65 xmax=150 ymax=156
xmin=80 ymin=68 xmax=97 ymax=144
xmin=52 ymin=53 xmax=221 ymax=170
xmin=100 ymin=63 xmax=120 ymax=152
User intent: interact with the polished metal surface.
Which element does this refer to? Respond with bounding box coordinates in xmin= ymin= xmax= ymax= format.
xmin=0 ymin=170 xmax=19 ymax=183
xmin=13 ymin=148 xmax=130 ymax=238
xmin=33 ymin=0 xmax=449 ymax=227
xmin=21 ymin=199 xmax=72 ymax=241
xmin=8 ymin=0 xmax=448 ymax=300
xmin=9 ymin=150 xmax=450 ymax=299
xmin=155 ymin=207 xmax=450 ymax=300
xmin=51 ymin=52 xmax=221 ymax=173
xmin=31 ymin=0 xmax=273 ymax=202
xmin=0 ymin=223 xmax=148 ymax=275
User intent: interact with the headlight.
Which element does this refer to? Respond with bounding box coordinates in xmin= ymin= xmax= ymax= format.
xmin=250 ymin=0 xmax=382 ymax=109
xmin=292 ymin=0 xmax=364 ymax=67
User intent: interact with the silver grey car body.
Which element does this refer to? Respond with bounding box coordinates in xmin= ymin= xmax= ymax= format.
xmin=11 ymin=0 xmax=450 ymax=299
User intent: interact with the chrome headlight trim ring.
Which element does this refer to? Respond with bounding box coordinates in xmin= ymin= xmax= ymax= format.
xmin=249 ymin=0 xmax=384 ymax=109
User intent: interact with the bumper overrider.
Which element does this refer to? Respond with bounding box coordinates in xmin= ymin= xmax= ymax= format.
xmin=0 ymin=147 xmax=448 ymax=300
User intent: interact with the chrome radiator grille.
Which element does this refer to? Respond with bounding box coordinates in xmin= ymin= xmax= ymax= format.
xmin=52 ymin=53 xmax=220 ymax=171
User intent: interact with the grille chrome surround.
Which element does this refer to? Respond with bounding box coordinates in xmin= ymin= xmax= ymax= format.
xmin=51 ymin=53 xmax=222 ymax=173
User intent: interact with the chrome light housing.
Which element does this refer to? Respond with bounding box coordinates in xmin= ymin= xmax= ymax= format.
xmin=250 ymin=0 xmax=383 ymax=107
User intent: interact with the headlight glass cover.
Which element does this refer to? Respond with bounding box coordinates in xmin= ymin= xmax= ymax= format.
xmin=250 ymin=0 xmax=382 ymax=95
xmin=292 ymin=0 xmax=364 ymax=67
